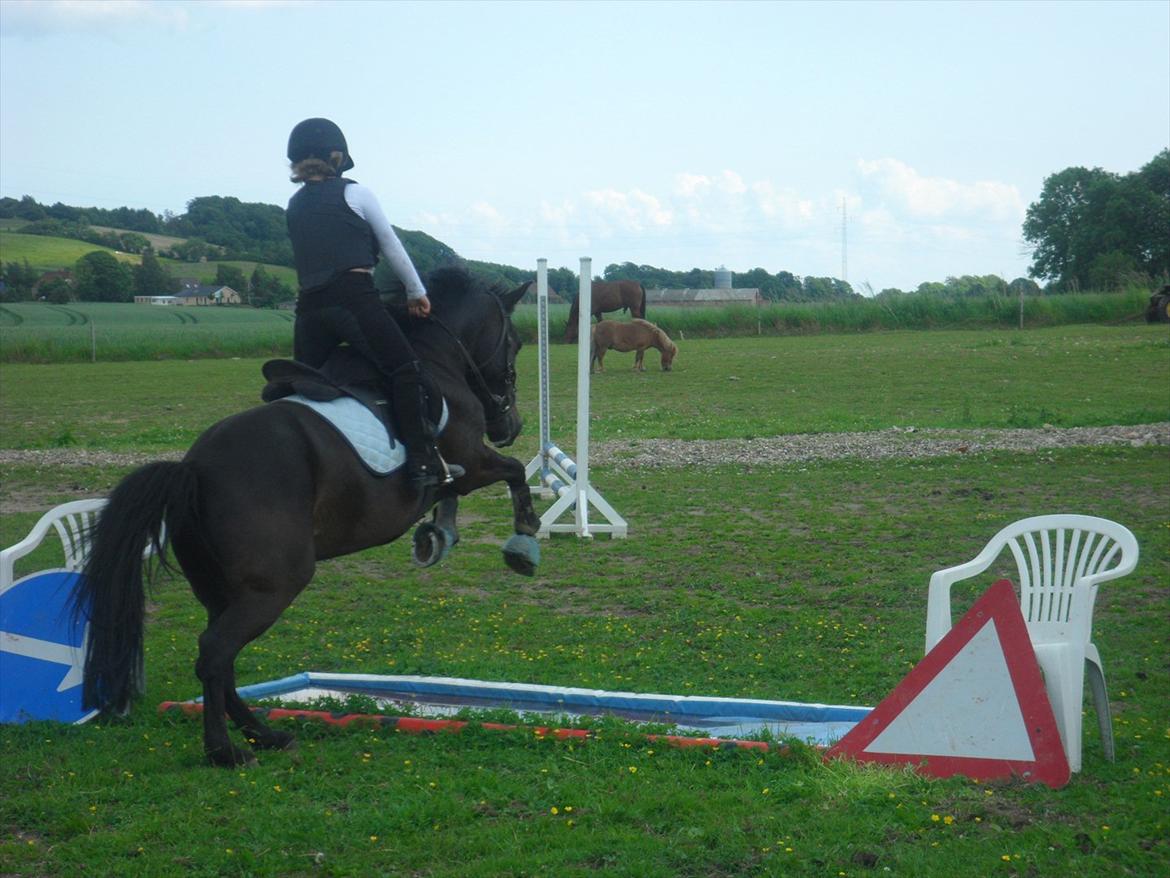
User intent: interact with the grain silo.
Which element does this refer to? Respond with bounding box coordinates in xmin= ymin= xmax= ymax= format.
xmin=713 ymin=266 xmax=733 ymax=289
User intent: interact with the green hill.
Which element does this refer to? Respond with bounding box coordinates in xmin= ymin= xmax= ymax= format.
xmin=0 ymin=229 xmax=138 ymax=272
xmin=0 ymin=227 xmax=297 ymax=288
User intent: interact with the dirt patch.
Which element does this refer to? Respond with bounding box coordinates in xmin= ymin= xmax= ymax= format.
xmin=0 ymin=480 xmax=110 ymax=514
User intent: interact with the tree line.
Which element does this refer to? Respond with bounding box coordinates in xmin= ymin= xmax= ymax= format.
xmin=0 ymin=249 xmax=296 ymax=307
xmin=2 ymin=147 xmax=1165 ymax=305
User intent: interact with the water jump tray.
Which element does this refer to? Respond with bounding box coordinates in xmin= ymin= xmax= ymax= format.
xmin=205 ymin=672 xmax=871 ymax=747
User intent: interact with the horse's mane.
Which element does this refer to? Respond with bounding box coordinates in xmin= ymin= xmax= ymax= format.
xmin=630 ymin=317 xmax=664 ymax=341
xmin=644 ymin=320 xmax=676 ymax=350
xmin=424 ymin=265 xmax=510 ymax=313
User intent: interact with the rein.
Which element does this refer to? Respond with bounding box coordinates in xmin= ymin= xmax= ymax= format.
xmin=427 ymin=293 xmax=514 ymax=423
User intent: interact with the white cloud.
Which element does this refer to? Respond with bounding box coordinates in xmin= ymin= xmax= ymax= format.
xmin=674 ymin=170 xmax=749 ymax=199
xmin=856 ymin=158 xmax=1025 ymax=221
xmin=467 ymin=201 xmax=507 ymax=228
xmin=582 ymin=188 xmax=672 ymax=232
xmin=750 ymin=181 xmax=815 ymax=225
xmin=0 ymin=1 xmax=189 ymax=38
xmin=674 ymin=172 xmax=710 ymax=198
xmin=205 ymin=0 xmax=310 ymax=6
xmin=0 ymin=0 xmax=309 ymax=39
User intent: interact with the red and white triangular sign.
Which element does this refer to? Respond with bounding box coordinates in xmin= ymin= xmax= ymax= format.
xmin=827 ymin=580 xmax=1070 ymax=788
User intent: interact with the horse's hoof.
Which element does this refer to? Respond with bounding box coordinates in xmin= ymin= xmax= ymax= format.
xmin=412 ymin=522 xmax=453 ymax=567
xmin=249 ymin=729 xmax=297 ymax=751
xmin=502 ymin=534 xmax=540 ymax=576
xmin=206 ymin=744 xmax=257 ymax=768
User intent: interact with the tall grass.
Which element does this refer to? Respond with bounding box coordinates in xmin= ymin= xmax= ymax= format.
xmin=506 ymin=289 xmax=1151 ymax=344
xmin=636 ymin=288 xmax=1152 ymax=338
xmin=0 ymin=289 xmax=1156 ymax=363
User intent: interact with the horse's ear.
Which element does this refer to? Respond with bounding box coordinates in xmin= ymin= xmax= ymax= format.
xmin=500 ymin=281 xmax=533 ymax=313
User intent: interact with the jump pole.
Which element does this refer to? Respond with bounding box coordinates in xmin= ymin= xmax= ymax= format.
xmin=524 ymin=258 xmax=627 ymax=539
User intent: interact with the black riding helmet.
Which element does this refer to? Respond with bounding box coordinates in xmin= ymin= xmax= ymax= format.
xmin=287 ymin=117 xmax=354 ymax=172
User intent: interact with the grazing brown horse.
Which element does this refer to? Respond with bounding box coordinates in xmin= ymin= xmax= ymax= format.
xmin=564 ymin=280 xmax=647 ymax=341
xmin=72 ymin=268 xmax=542 ymax=767
xmin=591 ymin=318 xmax=677 ymax=372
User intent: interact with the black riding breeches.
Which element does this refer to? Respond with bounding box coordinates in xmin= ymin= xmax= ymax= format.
xmin=293 ymin=273 xmax=415 ymax=385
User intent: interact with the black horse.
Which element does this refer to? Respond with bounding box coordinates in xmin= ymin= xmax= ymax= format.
xmin=73 ymin=267 xmax=540 ymax=767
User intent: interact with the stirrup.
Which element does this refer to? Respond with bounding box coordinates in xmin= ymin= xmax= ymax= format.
xmin=407 ymin=455 xmax=464 ymax=489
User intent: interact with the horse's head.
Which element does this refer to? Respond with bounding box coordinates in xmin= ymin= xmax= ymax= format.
xmin=660 ymin=333 xmax=677 ymax=371
xmin=478 ymin=281 xmax=530 ymax=446
xmin=427 ymin=268 xmax=529 ymax=447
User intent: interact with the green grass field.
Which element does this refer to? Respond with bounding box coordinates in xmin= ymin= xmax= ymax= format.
xmin=1 ymin=326 xmax=1166 ymax=452
xmin=0 ymin=230 xmax=139 ymax=271
xmin=0 ymin=327 xmax=1167 ymax=877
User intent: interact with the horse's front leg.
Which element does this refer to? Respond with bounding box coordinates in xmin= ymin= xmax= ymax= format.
xmin=456 ymin=445 xmax=541 ymax=574
xmin=634 ymin=348 xmax=646 ymax=371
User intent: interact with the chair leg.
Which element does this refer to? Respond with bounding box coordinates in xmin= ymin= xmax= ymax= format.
xmin=1085 ymin=647 xmax=1114 ymax=763
xmin=1035 ymin=646 xmax=1084 ymax=772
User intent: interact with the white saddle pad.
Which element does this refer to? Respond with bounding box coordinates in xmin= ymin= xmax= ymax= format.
xmin=278 ymin=394 xmax=448 ymax=475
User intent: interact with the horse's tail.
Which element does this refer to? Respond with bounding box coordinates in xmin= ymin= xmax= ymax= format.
xmin=637 ymin=282 xmax=647 ymax=319
xmin=72 ymin=461 xmax=200 ymax=714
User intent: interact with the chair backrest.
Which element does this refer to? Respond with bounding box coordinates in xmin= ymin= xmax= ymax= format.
xmin=0 ymin=498 xmax=109 ymax=591
xmin=989 ymin=514 xmax=1138 ymax=630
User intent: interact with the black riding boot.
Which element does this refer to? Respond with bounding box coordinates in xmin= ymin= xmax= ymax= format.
xmin=390 ymin=363 xmax=461 ymax=489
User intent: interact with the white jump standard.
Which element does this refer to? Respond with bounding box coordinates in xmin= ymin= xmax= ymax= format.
xmin=525 ymin=258 xmax=627 ymax=539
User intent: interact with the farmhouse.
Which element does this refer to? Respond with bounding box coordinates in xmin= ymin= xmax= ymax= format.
xmin=178 ymin=284 xmax=241 ymax=305
xmin=645 ymin=288 xmax=763 ymax=307
xmin=134 ymin=285 xmax=242 ymax=306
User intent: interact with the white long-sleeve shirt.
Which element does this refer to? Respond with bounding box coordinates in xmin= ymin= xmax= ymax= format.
xmin=343 ymin=183 xmax=427 ymax=300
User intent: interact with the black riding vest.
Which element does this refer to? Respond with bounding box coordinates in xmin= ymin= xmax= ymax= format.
xmin=286 ymin=177 xmax=378 ymax=293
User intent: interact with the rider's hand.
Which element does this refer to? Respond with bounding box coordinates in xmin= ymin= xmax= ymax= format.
xmin=408 ymin=295 xmax=431 ymax=318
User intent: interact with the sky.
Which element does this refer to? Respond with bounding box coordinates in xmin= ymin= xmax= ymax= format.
xmin=1 ymin=0 xmax=1167 ymax=293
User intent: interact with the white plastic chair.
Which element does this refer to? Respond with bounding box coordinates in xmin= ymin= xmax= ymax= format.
xmin=925 ymin=514 xmax=1139 ymax=772
xmin=0 ymin=499 xmax=110 ymax=592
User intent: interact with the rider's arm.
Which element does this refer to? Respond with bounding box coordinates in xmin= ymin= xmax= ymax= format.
xmin=344 ymin=183 xmax=427 ymax=301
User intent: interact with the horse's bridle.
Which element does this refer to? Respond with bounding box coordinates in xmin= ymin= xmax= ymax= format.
xmin=428 ymin=292 xmax=515 ymax=425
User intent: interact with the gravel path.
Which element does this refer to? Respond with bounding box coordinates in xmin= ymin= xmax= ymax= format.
xmin=1 ymin=423 xmax=1166 ymax=471
xmin=593 ymin=423 xmax=1170 ymax=469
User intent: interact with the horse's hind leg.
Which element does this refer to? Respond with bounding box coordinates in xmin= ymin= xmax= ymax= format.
xmin=223 ymin=668 xmax=296 ymax=752
xmin=412 ymin=494 xmax=460 ymax=567
xmin=196 ymin=588 xmax=302 ymax=766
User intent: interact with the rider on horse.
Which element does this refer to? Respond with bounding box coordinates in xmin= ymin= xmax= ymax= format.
xmin=285 ymin=117 xmax=459 ymax=489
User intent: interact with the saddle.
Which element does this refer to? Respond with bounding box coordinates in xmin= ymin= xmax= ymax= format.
xmin=261 ymin=354 xmax=392 ymax=434
xmin=260 ymin=348 xmax=443 ymax=437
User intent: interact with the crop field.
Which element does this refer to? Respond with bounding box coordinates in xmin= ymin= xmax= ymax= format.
xmin=0 ymin=325 xmax=1167 ymax=877
xmin=0 ymin=301 xmax=296 ymax=363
